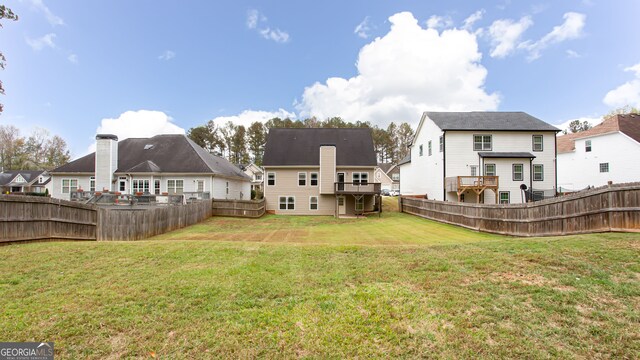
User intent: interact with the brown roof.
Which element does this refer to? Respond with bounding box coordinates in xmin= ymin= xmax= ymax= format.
xmin=557 ymin=114 xmax=640 ymax=154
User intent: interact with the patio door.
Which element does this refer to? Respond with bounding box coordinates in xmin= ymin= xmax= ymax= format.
xmin=337 ymin=196 xmax=346 ymax=215
xmin=337 ymin=172 xmax=345 ymax=191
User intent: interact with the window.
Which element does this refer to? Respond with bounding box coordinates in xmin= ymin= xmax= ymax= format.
xmin=512 ymin=164 xmax=524 ymax=181
xmin=119 ymin=176 xmax=127 ymax=192
xmin=473 ymin=135 xmax=492 ymax=151
xmin=309 ymin=196 xmax=318 ymax=210
xmin=132 ymin=179 xmax=150 ymax=193
xmin=61 ymin=179 xmax=78 ymax=194
xmin=428 ymin=140 xmax=432 ymax=156
xmin=267 ymin=172 xmax=276 ymax=186
xmin=310 ymin=172 xmax=318 ymax=186
xmin=90 ymin=176 xmax=95 ymax=192
xmin=470 ymin=165 xmax=478 ymax=177
xmin=196 ymin=180 xmax=205 ymax=192
xmin=499 ymin=191 xmax=510 ymax=204
xmin=439 ymin=136 xmax=443 ymax=152
xmin=355 ymin=197 xmax=364 ymax=211
xmin=599 ymin=163 xmax=609 ymax=173
xmin=279 ymin=196 xmax=295 ymax=210
xmin=585 ymin=140 xmax=592 ymax=152
xmin=154 ymin=180 xmax=161 ymax=195
xmin=392 ymin=173 xmax=399 ymax=181
xmin=255 ymin=174 xmax=263 ymax=181
xmin=484 ymin=164 xmax=496 ymax=176
xmin=533 ymin=164 xmax=544 ymax=181
xmin=226 ymin=181 xmax=229 ymax=195
xmin=353 ymin=172 xmax=368 ymax=185
xmin=419 ymin=144 xmax=423 ymax=156
xmin=167 ymin=179 xmax=184 ymax=194
xmin=298 ymin=172 xmax=307 ymax=186
xmin=532 ymin=135 xmax=543 ymax=152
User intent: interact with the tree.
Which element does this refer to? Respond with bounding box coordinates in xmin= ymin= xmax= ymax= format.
xmin=396 ymin=122 xmax=414 ymax=161
xmin=385 ymin=122 xmax=398 ymax=163
xmin=44 ymin=135 xmax=70 ymax=169
xmin=219 ymin=121 xmax=236 ymax=159
xmin=231 ymin=125 xmax=248 ymax=164
xmin=0 ymin=125 xmax=70 ymax=170
xmin=0 ymin=5 xmax=18 ymax=114
xmin=0 ymin=125 xmax=24 ymax=170
xmin=568 ymin=119 xmax=592 ymax=133
xmin=247 ymin=121 xmax=267 ymax=165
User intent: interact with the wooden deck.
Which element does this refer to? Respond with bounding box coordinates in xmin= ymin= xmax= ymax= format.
xmin=445 ymin=176 xmax=499 ymax=203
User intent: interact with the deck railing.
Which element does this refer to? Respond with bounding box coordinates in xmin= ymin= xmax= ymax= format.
xmin=334 ymin=182 xmax=381 ymax=194
xmin=446 ymin=176 xmax=499 ymax=192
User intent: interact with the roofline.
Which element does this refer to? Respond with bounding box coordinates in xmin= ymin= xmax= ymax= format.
xmin=442 ymin=128 xmax=560 ymax=132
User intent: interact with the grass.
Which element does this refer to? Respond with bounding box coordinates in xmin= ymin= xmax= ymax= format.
xmin=0 ymin=198 xmax=638 ymax=358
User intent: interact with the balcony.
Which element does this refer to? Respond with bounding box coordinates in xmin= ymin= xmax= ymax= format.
xmin=445 ymin=176 xmax=499 ymax=202
xmin=334 ymin=182 xmax=381 ymax=195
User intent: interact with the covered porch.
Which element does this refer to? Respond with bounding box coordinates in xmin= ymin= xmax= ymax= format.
xmin=333 ymin=182 xmax=381 ymax=218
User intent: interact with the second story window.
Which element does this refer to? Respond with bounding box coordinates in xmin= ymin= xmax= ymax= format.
xmin=585 ymin=140 xmax=592 ymax=152
xmin=255 ymin=174 xmax=263 ymax=181
xmin=533 ymin=164 xmax=544 ymax=181
xmin=267 ymin=172 xmax=275 ymax=186
xmin=470 ymin=165 xmax=478 ymax=176
xmin=392 ymin=173 xmax=399 ymax=181
xmin=428 ymin=141 xmax=432 ymax=156
xmin=352 ymin=172 xmax=368 ymax=185
xmin=512 ymin=164 xmax=524 ymax=181
xmin=419 ymin=144 xmax=423 ymax=156
xmin=532 ymin=135 xmax=543 ymax=151
xmin=474 ymin=135 xmax=492 ymax=151
xmin=298 ymin=172 xmax=307 ymax=186
xmin=310 ymin=172 xmax=318 ymax=186
xmin=439 ymin=136 xmax=443 ymax=152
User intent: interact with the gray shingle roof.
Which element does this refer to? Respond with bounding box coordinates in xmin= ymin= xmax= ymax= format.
xmin=0 ymin=170 xmax=47 ymax=186
xmin=398 ymin=154 xmax=411 ymax=166
xmin=425 ymin=112 xmax=559 ymax=132
xmin=478 ymin=152 xmax=536 ymax=158
xmin=51 ymin=134 xmax=250 ymax=180
xmin=263 ymin=128 xmax=377 ymax=166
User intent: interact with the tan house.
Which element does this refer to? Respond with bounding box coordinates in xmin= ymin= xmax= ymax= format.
xmin=262 ymin=128 xmax=381 ymax=216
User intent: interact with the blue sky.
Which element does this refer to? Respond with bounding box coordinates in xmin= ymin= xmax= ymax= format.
xmin=2 ymin=0 xmax=640 ymax=158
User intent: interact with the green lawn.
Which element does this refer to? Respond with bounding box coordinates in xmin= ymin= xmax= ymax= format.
xmin=1 ymin=198 xmax=638 ymax=358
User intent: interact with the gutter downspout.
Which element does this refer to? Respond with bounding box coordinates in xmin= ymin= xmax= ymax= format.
xmin=442 ymin=131 xmax=446 ymax=201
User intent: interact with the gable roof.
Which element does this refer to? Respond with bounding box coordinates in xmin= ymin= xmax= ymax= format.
xmin=398 ymin=154 xmax=411 ymax=166
xmin=51 ymin=134 xmax=250 ymax=180
xmin=423 ymin=111 xmax=559 ymax=132
xmin=557 ymin=114 xmax=640 ymax=154
xmin=262 ymin=128 xmax=377 ymax=166
xmin=0 ymin=170 xmax=48 ymax=186
xmin=377 ymin=163 xmax=394 ymax=173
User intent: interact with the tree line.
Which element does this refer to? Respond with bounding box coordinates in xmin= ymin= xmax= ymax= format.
xmin=0 ymin=125 xmax=71 ymax=171
xmin=187 ymin=117 xmax=415 ymax=166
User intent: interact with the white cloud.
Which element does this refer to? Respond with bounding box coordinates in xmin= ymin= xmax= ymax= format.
xmin=25 ymin=0 xmax=64 ymax=26
xmin=487 ymin=16 xmax=533 ymax=58
xmin=554 ymin=116 xmax=603 ymax=134
xmin=295 ymin=11 xmax=499 ymax=127
xmin=354 ymin=16 xmax=372 ymax=39
xmin=519 ymin=12 xmax=586 ymax=61
xmin=603 ymin=63 xmax=640 ymax=108
xmin=462 ymin=9 xmax=485 ymax=31
xmin=210 ymin=109 xmax=296 ymax=128
xmin=158 ymin=50 xmax=176 ymax=61
xmin=25 ymin=33 xmax=57 ymax=51
xmin=566 ymin=49 xmax=581 ymax=58
xmin=67 ymin=53 xmax=78 ymax=63
xmin=426 ymin=15 xmax=453 ymax=29
xmin=259 ymin=28 xmax=290 ymax=43
xmin=246 ymin=9 xmax=290 ymax=43
xmin=89 ymin=110 xmax=185 ymax=153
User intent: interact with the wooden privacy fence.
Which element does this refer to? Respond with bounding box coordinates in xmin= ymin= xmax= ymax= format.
xmin=0 ymin=195 xmax=212 ymax=243
xmin=211 ymin=198 xmax=265 ymax=218
xmin=400 ymin=182 xmax=640 ymax=237
xmin=0 ymin=195 xmax=97 ymax=243
xmin=97 ymin=200 xmax=212 ymax=241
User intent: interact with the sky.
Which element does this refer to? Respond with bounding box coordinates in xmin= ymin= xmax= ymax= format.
xmin=1 ymin=0 xmax=640 ymax=159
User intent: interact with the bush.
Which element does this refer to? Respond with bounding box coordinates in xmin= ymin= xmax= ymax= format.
xmin=251 ymin=189 xmax=256 ymax=200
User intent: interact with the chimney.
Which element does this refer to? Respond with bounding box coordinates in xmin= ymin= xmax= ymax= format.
xmin=95 ymin=134 xmax=118 ymax=192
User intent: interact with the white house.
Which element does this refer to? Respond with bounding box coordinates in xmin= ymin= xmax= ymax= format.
xmin=242 ymin=163 xmax=264 ymax=192
xmin=49 ymin=134 xmax=251 ymax=201
xmin=0 ymin=170 xmax=51 ymax=194
xmin=399 ymin=112 xmax=559 ymax=204
xmin=557 ymin=113 xmax=640 ymax=190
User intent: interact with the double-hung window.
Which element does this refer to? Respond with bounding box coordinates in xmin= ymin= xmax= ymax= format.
xmin=470 ymin=165 xmax=478 ymax=177
xmin=132 ymin=179 xmax=150 ymax=193
xmin=532 ymin=135 xmax=543 ymax=151
xmin=439 ymin=136 xmax=443 ymax=152
xmin=90 ymin=176 xmax=96 ymax=192
xmin=512 ymin=164 xmax=524 ymax=181
xmin=309 ymin=196 xmax=318 ymax=210
xmin=279 ymin=196 xmax=295 ymax=210
xmin=154 ymin=180 xmax=161 ymax=195
xmin=585 ymin=140 xmax=592 ymax=152
xmin=62 ymin=179 xmax=78 ymax=194
xmin=428 ymin=141 xmax=432 ymax=156
xmin=533 ymin=164 xmax=544 ymax=181
xmin=298 ymin=172 xmax=306 ymax=186
xmin=499 ymin=191 xmax=510 ymax=204
xmin=484 ymin=164 xmax=496 ymax=176
xmin=353 ymin=172 xmax=368 ymax=185
xmin=310 ymin=172 xmax=318 ymax=186
xmin=267 ymin=172 xmax=276 ymax=186
xmin=473 ymin=135 xmax=492 ymax=151
xmin=419 ymin=145 xmax=423 ymax=156
xmin=167 ymin=179 xmax=184 ymax=194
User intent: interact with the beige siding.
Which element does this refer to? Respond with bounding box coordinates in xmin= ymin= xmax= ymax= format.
xmin=264 ymin=168 xmax=333 ymax=215
xmin=319 ymin=146 xmax=336 ymax=194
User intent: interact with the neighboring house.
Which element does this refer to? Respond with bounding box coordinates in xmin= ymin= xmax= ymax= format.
xmin=242 ymin=163 xmax=264 ymax=192
xmin=0 ymin=170 xmax=51 ymax=194
xmin=49 ymin=134 xmax=251 ymax=201
xmin=376 ymin=163 xmax=400 ymax=191
xmin=557 ymin=114 xmax=640 ymax=190
xmin=399 ymin=112 xmax=559 ymax=204
xmin=262 ymin=128 xmax=380 ymax=216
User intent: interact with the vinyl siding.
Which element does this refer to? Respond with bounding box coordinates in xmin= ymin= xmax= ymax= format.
xmin=319 ymin=146 xmax=336 ymax=194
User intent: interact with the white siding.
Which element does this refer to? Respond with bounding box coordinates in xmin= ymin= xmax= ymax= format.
xmin=400 ymin=116 xmax=444 ymax=199
xmin=557 ymin=132 xmax=640 ymax=189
